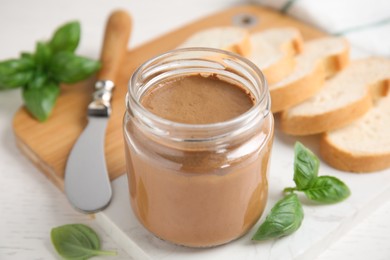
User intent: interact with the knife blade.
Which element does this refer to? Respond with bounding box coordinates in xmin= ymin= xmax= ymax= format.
xmin=65 ymin=10 xmax=131 ymax=213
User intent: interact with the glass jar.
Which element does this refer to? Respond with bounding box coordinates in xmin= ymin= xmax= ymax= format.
xmin=123 ymin=48 xmax=274 ymax=247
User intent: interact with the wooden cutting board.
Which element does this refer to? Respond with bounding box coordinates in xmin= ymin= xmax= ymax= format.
xmin=12 ymin=5 xmax=326 ymax=191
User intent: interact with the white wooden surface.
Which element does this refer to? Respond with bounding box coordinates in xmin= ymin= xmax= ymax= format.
xmin=1 ymin=0 xmax=390 ymax=259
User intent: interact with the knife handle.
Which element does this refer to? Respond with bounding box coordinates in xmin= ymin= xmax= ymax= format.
xmin=88 ymin=10 xmax=132 ymax=117
xmin=97 ymin=10 xmax=131 ymax=81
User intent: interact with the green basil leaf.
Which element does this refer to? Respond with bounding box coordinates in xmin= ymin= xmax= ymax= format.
xmin=294 ymin=142 xmax=319 ymax=190
xmin=51 ymin=224 xmax=117 ymax=260
xmin=22 ymin=82 xmax=60 ymax=121
xmin=27 ymin=71 xmax=49 ymax=89
xmin=21 ymin=52 xmax=34 ymax=60
xmin=0 ymin=71 xmax=33 ymax=90
xmin=50 ymin=52 xmax=101 ymax=84
xmin=0 ymin=58 xmax=34 ymax=89
xmin=304 ymin=176 xmax=351 ymax=203
xmin=49 ymin=21 xmax=80 ymax=53
xmin=35 ymin=42 xmax=52 ymax=70
xmin=252 ymin=193 xmax=304 ymax=241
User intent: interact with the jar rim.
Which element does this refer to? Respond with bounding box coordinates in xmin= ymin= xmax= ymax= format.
xmin=127 ymin=47 xmax=270 ymax=140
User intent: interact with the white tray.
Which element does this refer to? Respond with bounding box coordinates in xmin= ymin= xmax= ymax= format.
xmin=95 ymin=125 xmax=390 ymax=260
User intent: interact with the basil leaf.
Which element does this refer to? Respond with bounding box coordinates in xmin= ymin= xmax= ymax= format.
xmin=22 ymin=82 xmax=60 ymax=122
xmin=304 ymin=176 xmax=351 ymax=203
xmin=51 ymin=224 xmax=117 ymax=260
xmin=49 ymin=21 xmax=80 ymax=53
xmin=294 ymin=142 xmax=319 ymax=190
xmin=0 ymin=58 xmax=34 ymax=89
xmin=21 ymin=52 xmax=34 ymax=60
xmin=252 ymin=193 xmax=304 ymax=241
xmin=35 ymin=42 xmax=52 ymax=70
xmin=50 ymin=52 xmax=101 ymax=84
xmin=27 ymin=71 xmax=48 ymax=89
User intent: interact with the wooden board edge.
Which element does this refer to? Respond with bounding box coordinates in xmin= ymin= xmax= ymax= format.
xmin=13 ymin=118 xmax=65 ymax=191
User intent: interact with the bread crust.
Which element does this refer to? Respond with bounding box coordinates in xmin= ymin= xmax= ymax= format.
xmin=245 ymin=28 xmax=304 ymax=85
xmin=320 ymin=134 xmax=390 ymax=172
xmin=323 ymin=40 xmax=350 ymax=76
xmin=280 ymin=94 xmax=373 ymax=135
xmin=270 ymin=62 xmax=324 ymax=113
xmin=263 ymin=53 xmax=296 ymax=86
xmin=280 ymin=58 xmax=390 ymax=136
xmin=271 ymin=40 xmax=349 ymax=113
xmin=263 ymin=35 xmax=304 ymax=85
xmin=230 ymin=32 xmax=251 ymax=56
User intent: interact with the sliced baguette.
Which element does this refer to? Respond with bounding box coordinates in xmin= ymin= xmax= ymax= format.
xmin=280 ymin=57 xmax=390 ymax=136
xmin=246 ymin=27 xmax=303 ymax=85
xmin=178 ymin=27 xmax=250 ymax=56
xmin=270 ymin=37 xmax=349 ymax=113
xmin=320 ymin=95 xmax=390 ymax=172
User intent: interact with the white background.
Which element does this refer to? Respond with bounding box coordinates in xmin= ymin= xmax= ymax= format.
xmin=1 ymin=0 xmax=390 ymax=259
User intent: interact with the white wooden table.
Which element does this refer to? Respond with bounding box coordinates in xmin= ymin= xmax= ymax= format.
xmin=1 ymin=0 xmax=390 ymax=259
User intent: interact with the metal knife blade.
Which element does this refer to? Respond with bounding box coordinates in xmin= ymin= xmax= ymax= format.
xmin=65 ymin=10 xmax=131 ymax=213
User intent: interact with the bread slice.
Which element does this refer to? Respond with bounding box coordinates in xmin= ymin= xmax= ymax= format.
xmin=280 ymin=57 xmax=390 ymax=136
xmin=270 ymin=37 xmax=349 ymax=113
xmin=246 ymin=27 xmax=303 ymax=85
xmin=320 ymin=94 xmax=390 ymax=172
xmin=178 ymin=27 xmax=250 ymax=56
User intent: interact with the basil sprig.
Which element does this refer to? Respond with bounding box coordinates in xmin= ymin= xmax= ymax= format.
xmin=286 ymin=142 xmax=351 ymax=203
xmin=253 ymin=142 xmax=351 ymax=241
xmin=51 ymin=224 xmax=116 ymax=260
xmin=0 ymin=21 xmax=100 ymax=121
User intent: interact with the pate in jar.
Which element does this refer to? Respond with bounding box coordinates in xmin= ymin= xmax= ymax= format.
xmin=123 ymin=48 xmax=274 ymax=247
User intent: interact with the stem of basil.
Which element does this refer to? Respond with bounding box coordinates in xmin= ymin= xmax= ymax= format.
xmin=283 ymin=187 xmax=298 ymax=193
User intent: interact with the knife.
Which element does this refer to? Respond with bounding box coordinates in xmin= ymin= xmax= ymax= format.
xmin=65 ymin=10 xmax=131 ymax=213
